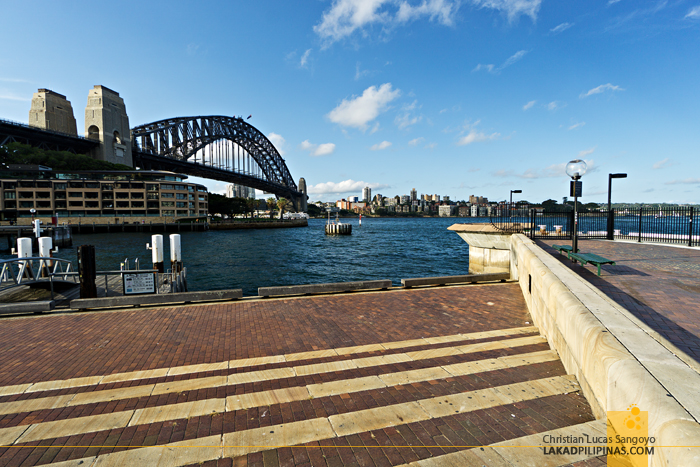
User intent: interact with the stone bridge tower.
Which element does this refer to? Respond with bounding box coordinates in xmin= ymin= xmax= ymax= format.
xmin=84 ymin=85 xmax=132 ymax=166
xmin=28 ymin=89 xmax=78 ymax=135
xmin=297 ymin=177 xmax=308 ymax=212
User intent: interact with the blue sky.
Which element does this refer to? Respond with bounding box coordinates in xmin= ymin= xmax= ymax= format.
xmin=1 ymin=0 xmax=699 ymax=204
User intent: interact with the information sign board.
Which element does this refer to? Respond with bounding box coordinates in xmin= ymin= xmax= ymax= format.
xmin=123 ymin=272 xmax=156 ymax=295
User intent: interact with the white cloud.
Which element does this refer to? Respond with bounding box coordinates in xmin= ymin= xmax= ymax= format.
xmin=473 ymin=63 xmax=495 ymax=72
xmin=580 ymin=83 xmax=625 ymax=98
xmin=308 ymin=179 xmax=390 ymax=194
xmin=474 ymin=49 xmax=528 ymax=74
xmin=268 ymin=132 xmax=286 ymax=156
xmin=568 ymin=122 xmax=585 ymax=130
xmin=494 ymin=158 xmax=596 ymax=179
xmin=470 ymin=0 xmax=542 ymax=23
xmin=665 ymin=178 xmax=700 ymax=185
xmin=685 ymin=6 xmax=700 ymax=19
xmin=547 ymin=101 xmax=563 ymax=111
xmin=457 ymin=129 xmax=500 ymax=145
xmin=370 ymin=141 xmax=392 ymax=150
xmin=355 ymin=62 xmax=371 ymax=80
xmin=300 ymin=49 xmax=312 ymax=68
xmin=523 ymin=100 xmax=536 ymax=110
xmin=578 ymin=147 xmax=596 ymax=158
xmin=395 ymin=100 xmax=422 ymax=129
xmin=608 ymin=0 xmax=622 ymax=4
xmin=408 ymin=137 xmax=424 ymax=146
xmin=314 ymin=0 xmax=459 ymax=46
xmin=550 ymin=22 xmax=573 ymax=34
xmin=0 ymin=94 xmax=29 ymax=101
xmin=425 ymin=142 xmax=438 ymax=149
xmin=653 ymin=157 xmax=670 ymax=169
xmin=299 ymin=140 xmax=336 ymax=157
xmin=327 ymin=83 xmax=400 ymax=130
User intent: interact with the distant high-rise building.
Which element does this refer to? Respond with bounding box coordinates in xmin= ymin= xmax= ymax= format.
xmin=431 ymin=194 xmax=440 ymax=202
xmin=363 ymin=186 xmax=372 ymax=202
xmin=443 ymin=196 xmax=450 ymax=203
xmin=226 ymin=183 xmax=255 ymax=199
xmin=400 ymin=195 xmax=410 ymax=205
xmin=410 ymin=188 xmax=417 ymax=202
xmin=348 ymin=196 xmax=359 ymax=203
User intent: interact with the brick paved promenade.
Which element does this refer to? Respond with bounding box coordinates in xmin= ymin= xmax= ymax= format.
xmin=0 ymin=284 xmax=608 ymax=466
xmin=538 ymin=239 xmax=700 ymax=364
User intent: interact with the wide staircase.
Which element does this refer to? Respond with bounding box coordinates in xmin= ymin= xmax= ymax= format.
xmin=0 ymin=325 xmax=605 ymax=466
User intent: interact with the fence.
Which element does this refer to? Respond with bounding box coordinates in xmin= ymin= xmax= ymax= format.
xmin=490 ymin=205 xmax=699 ymax=247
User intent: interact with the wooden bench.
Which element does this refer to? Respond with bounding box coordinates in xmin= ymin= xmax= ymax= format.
xmin=568 ymin=252 xmax=616 ymax=276
xmin=552 ymin=244 xmax=573 ymax=256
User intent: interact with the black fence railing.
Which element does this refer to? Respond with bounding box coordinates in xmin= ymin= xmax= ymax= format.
xmin=490 ymin=205 xmax=699 ymax=247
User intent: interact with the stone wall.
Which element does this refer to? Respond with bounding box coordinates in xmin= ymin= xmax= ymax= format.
xmin=511 ymin=234 xmax=700 ymax=466
xmin=28 ymin=89 xmax=78 ymax=135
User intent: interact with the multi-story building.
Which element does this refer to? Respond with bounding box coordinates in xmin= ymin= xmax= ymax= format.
xmin=226 ymin=183 xmax=255 ymax=199
xmin=348 ymin=196 xmax=359 ymax=203
xmin=362 ymin=186 xmax=372 ymax=203
xmin=438 ymin=205 xmax=455 ymax=217
xmin=458 ymin=206 xmax=471 ymax=217
xmin=431 ymin=194 xmax=440 ymax=202
xmin=400 ymin=195 xmax=410 ymax=205
xmin=443 ymin=196 xmax=450 ymax=204
xmin=0 ymin=166 xmax=208 ymax=225
xmin=469 ymin=195 xmax=488 ymax=205
xmin=410 ymin=188 xmax=417 ymax=203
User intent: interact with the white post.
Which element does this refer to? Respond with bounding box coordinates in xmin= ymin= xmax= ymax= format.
xmin=38 ymin=237 xmax=53 ymax=277
xmin=169 ymin=234 xmax=182 ymax=273
xmin=151 ymin=234 xmax=164 ymax=273
xmin=17 ymin=237 xmax=33 ymax=280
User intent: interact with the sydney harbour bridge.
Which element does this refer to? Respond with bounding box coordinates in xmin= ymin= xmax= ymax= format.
xmin=0 ymin=86 xmax=308 ymax=211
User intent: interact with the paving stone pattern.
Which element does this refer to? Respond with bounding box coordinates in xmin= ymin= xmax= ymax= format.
xmin=0 ymin=285 xmax=601 ymax=466
xmin=539 ymin=239 xmax=700 ymax=362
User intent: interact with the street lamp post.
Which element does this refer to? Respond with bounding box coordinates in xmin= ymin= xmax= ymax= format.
xmin=606 ymin=173 xmax=627 ymax=240
xmin=509 ymin=189 xmax=522 ymax=218
xmin=565 ymin=160 xmax=587 ymax=253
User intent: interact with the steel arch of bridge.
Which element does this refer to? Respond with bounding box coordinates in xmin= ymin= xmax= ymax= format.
xmin=131 ymin=116 xmax=298 ymax=193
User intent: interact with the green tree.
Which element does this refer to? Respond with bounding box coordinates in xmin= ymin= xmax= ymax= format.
xmin=0 ymin=142 xmax=132 ymax=170
xmin=246 ymin=198 xmax=258 ymax=218
xmin=276 ymin=197 xmax=289 ymax=219
xmin=266 ymin=197 xmax=277 ymax=218
xmin=307 ymin=204 xmax=322 ymax=217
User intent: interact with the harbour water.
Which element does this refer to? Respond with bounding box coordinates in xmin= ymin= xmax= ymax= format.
xmin=1 ymin=218 xmax=482 ymax=296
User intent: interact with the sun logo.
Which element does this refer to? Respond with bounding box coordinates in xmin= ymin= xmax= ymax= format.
xmin=624 ymin=404 xmax=643 ymax=430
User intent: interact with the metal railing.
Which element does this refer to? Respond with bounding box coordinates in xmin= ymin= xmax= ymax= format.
xmin=491 ymin=205 xmax=699 ymax=247
xmin=0 ymin=256 xmax=78 ymax=296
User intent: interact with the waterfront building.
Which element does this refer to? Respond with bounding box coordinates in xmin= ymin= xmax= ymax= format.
xmin=400 ymin=195 xmax=410 ymax=205
xmin=410 ymin=188 xmax=417 ymax=202
xmin=348 ymin=196 xmax=359 ymax=203
xmin=443 ymin=196 xmax=450 ymax=203
xmin=431 ymin=194 xmax=440 ymax=202
xmin=363 ymin=186 xmax=371 ymax=202
xmin=471 ymin=204 xmax=479 ymax=217
xmin=469 ymin=195 xmax=488 ymax=205
xmin=372 ymin=193 xmax=383 ymax=206
xmin=458 ymin=206 xmax=470 ymax=217
xmin=438 ymin=205 xmax=455 ymax=217
xmin=226 ymin=183 xmax=255 ymax=199
xmin=0 ymin=166 xmax=208 ymax=225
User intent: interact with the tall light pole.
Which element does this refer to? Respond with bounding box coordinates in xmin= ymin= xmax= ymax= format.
xmin=510 ymin=189 xmax=522 ymax=206
xmin=607 ymin=173 xmax=627 ymax=240
xmin=566 ymin=160 xmax=587 ymax=253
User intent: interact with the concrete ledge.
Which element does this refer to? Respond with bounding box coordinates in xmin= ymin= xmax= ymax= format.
xmin=401 ymin=272 xmax=510 ymax=288
xmin=258 ymin=280 xmax=392 ymax=297
xmin=511 ymin=234 xmax=700 ymax=465
xmin=70 ymin=289 xmax=242 ymax=310
xmin=0 ymin=301 xmax=55 ymax=314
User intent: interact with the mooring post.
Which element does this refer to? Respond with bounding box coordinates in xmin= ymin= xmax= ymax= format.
xmin=151 ymin=234 xmax=164 ymax=273
xmin=17 ymin=237 xmax=33 ymax=279
xmin=170 ymin=234 xmax=182 ymax=273
xmin=77 ymin=244 xmax=97 ymax=299
xmin=38 ymin=237 xmax=53 ymax=278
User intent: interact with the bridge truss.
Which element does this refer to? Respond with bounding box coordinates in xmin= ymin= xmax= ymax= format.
xmin=131 ymin=116 xmax=304 ymax=207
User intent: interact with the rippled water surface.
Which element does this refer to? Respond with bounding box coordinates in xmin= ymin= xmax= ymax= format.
xmin=4 ymin=218 xmax=483 ymax=296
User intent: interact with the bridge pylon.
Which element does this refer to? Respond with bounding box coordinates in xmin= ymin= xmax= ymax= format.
xmin=84 ymin=85 xmax=132 ymax=166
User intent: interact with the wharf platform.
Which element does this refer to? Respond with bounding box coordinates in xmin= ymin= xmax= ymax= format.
xmin=538 ymin=239 xmax=700 ymax=368
xmin=0 ymin=284 xmax=605 ymax=467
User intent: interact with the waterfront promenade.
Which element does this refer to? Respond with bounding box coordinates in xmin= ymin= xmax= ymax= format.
xmin=0 ymin=284 xmax=605 ymax=467
xmin=538 ymin=239 xmax=700 ymax=367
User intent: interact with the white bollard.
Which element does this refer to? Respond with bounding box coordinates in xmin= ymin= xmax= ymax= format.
xmin=169 ymin=234 xmax=182 ymax=273
xmin=151 ymin=234 xmax=164 ymax=273
xmin=38 ymin=237 xmax=53 ymax=277
xmin=17 ymin=237 xmax=33 ymax=279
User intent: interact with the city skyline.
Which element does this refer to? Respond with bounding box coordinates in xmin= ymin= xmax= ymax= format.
xmin=1 ymin=1 xmax=699 ymax=204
